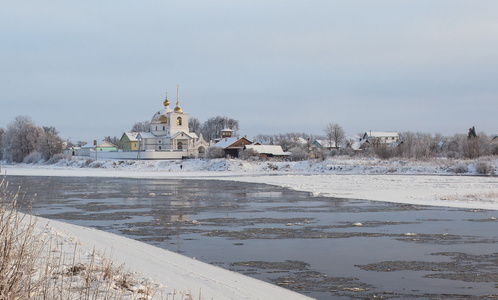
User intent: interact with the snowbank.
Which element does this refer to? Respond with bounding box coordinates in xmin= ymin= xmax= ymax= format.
xmin=36 ymin=216 xmax=311 ymax=300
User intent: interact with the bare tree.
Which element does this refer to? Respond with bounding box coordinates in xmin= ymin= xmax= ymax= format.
xmin=189 ymin=117 xmax=201 ymax=136
xmin=324 ymin=123 xmax=345 ymax=149
xmin=131 ymin=120 xmax=151 ymax=132
xmin=2 ymin=116 xmax=42 ymax=163
xmin=201 ymin=116 xmax=239 ymax=142
xmin=104 ymin=136 xmax=123 ymax=149
xmin=38 ymin=126 xmax=64 ymax=160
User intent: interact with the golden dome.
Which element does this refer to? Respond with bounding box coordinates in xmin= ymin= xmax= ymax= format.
xmin=174 ymin=106 xmax=183 ymax=113
xmin=151 ymin=111 xmax=168 ymax=124
xmin=163 ymin=92 xmax=170 ymax=107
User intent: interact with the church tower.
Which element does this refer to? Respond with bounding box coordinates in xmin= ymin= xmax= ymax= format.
xmin=169 ymin=84 xmax=189 ymax=136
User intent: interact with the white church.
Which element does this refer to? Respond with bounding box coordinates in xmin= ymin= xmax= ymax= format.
xmin=92 ymin=87 xmax=210 ymax=160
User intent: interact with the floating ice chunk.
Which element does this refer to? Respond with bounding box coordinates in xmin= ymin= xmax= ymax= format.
xmin=352 ymin=222 xmax=363 ymax=226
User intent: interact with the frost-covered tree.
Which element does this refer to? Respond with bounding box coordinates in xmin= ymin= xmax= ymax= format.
xmin=289 ymin=147 xmax=309 ymax=161
xmin=206 ymin=146 xmax=223 ymax=158
xmin=201 ymin=116 xmax=239 ymax=142
xmin=2 ymin=116 xmax=42 ymax=163
xmin=324 ymin=123 xmax=345 ymax=149
xmin=131 ymin=121 xmax=151 ymax=132
xmin=38 ymin=126 xmax=64 ymax=160
xmin=189 ymin=117 xmax=201 ymax=136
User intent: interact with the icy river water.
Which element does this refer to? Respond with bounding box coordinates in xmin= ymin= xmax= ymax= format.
xmin=8 ymin=175 xmax=498 ymax=299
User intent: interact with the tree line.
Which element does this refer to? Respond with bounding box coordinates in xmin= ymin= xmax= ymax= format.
xmin=254 ymin=123 xmax=497 ymax=161
xmin=1 ymin=114 xmax=496 ymax=164
xmin=0 ymin=116 xmax=64 ymax=163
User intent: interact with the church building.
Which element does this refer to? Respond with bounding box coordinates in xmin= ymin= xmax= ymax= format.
xmin=120 ymin=86 xmax=209 ymax=159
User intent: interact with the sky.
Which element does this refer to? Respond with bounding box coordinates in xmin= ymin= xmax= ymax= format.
xmin=1 ymin=1 xmax=497 ymax=143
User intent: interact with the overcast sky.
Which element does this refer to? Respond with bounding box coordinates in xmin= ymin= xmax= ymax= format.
xmin=1 ymin=1 xmax=497 ymax=142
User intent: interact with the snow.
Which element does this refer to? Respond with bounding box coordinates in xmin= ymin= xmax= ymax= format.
xmin=35 ymin=216 xmax=307 ymax=300
xmin=2 ymin=156 xmax=498 ymax=299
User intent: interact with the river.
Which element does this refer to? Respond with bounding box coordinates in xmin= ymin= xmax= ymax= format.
xmin=7 ymin=175 xmax=498 ymax=299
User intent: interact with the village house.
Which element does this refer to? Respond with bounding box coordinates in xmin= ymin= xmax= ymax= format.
xmin=244 ymin=144 xmax=289 ymax=159
xmin=214 ymin=136 xmax=253 ymax=158
xmin=79 ymin=141 xmax=117 ymax=156
xmin=120 ymin=132 xmax=139 ymax=150
xmin=361 ymin=131 xmax=400 ymax=144
xmin=313 ymin=139 xmax=340 ymax=150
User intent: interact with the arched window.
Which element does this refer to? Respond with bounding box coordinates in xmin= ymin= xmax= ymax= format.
xmin=177 ymin=117 xmax=182 ymax=126
xmin=158 ymin=146 xmax=162 ymax=150
xmin=178 ymin=142 xmax=183 ymax=150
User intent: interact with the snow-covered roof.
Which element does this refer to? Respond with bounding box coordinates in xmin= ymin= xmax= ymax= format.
xmin=364 ymin=131 xmax=399 ymax=138
xmin=245 ymin=145 xmax=290 ymax=156
xmin=314 ymin=140 xmax=338 ymax=148
xmin=293 ymin=137 xmax=308 ymax=145
xmin=122 ymin=132 xmax=138 ymax=142
xmin=171 ymin=131 xmax=198 ymax=140
xmin=136 ymin=132 xmax=157 ymax=139
xmin=213 ymin=137 xmax=240 ymax=149
xmin=81 ymin=141 xmax=117 ymax=148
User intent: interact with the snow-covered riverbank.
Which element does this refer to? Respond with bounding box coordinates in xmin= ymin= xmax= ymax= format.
xmin=2 ymin=157 xmax=497 ymax=299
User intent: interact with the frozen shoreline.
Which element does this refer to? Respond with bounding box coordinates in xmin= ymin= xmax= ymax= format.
xmin=2 ymin=158 xmax=498 ymax=299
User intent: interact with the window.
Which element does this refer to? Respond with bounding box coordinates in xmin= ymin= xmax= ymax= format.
xmin=158 ymin=146 xmax=162 ymax=150
xmin=163 ymin=126 xmax=165 ymax=130
xmin=178 ymin=141 xmax=183 ymax=150
xmin=177 ymin=117 xmax=182 ymax=126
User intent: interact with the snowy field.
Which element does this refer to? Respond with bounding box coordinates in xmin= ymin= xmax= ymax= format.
xmin=2 ymin=156 xmax=498 ymax=299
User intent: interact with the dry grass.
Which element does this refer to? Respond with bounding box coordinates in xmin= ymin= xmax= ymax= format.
xmin=1 ymin=177 xmax=159 ymax=299
xmin=438 ymin=190 xmax=498 ymax=203
xmin=1 ymin=177 xmax=45 ymax=299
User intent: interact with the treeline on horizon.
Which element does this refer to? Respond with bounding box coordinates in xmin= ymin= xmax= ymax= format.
xmin=0 ymin=115 xmax=497 ymax=164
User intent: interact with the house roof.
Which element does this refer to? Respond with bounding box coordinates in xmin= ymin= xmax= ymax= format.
xmin=245 ymin=144 xmax=289 ymax=156
xmin=81 ymin=141 xmax=117 ymax=149
xmin=314 ymin=140 xmax=338 ymax=148
xmin=214 ymin=137 xmax=252 ymax=149
xmin=122 ymin=132 xmax=138 ymax=142
xmin=364 ymin=131 xmax=399 ymax=138
xmin=136 ymin=132 xmax=157 ymax=139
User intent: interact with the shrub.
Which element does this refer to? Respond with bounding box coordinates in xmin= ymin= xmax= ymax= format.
xmin=239 ymin=148 xmax=259 ymax=160
xmin=206 ymin=146 xmax=223 ymax=159
xmin=289 ymin=147 xmax=308 ymax=161
xmin=45 ymin=153 xmax=68 ymax=164
xmin=23 ymin=151 xmax=43 ymax=164
xmin=451 ymin=162 xmax=468 ymax=174
xmin=476 ymin=161 xmax=493 ymax=175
